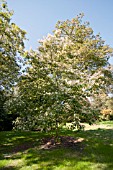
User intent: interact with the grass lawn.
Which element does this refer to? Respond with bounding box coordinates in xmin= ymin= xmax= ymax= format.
xmin=0 ymin=121 xmax=113 ymax=170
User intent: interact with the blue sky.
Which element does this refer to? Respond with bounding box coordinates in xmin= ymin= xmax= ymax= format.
xmin=7 ymin=0 xmax=113 ymax=64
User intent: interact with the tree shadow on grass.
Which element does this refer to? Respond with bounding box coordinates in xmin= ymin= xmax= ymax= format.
xmin=84 ymin=128 xmax=113 ymax=170
xmin=0 ymin=166 xmax=18 ymax=170
xmin=22 ymin=128 xmax=113 ymax=170
xmin=0 ymin=128 xmax=113 ymax=170
xmin=0 ymin=131 xmax=46 ymax=170
xmin=0 ymin=131 xmax=45 ymax=154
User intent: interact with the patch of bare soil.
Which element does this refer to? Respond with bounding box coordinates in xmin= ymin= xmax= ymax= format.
xmin=12 ymin=142 xmax=35 ymax=153
xmin=40 ymin=136 xmax=84 ymax=151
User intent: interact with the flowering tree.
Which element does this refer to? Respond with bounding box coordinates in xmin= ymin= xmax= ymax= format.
xmin=13 ymin=14 xmax=113 ymax=135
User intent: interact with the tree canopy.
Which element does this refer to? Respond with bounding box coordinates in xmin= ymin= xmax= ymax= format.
xmin=11 ymin=14 xmax=113 ymax=132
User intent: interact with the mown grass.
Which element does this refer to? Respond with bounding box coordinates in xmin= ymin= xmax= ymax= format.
xmin=0 ymin=121 xmax=113 ymax=170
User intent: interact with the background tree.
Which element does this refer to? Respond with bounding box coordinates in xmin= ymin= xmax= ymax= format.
xmin=13 ymin=14 xmax=113 ymax=135
xmin=0 ymin=0 xmax=26 ymax=130
xmin=0 ymin=0 xmax=26 ymax=91
xmin=101 ymin=96 xmax=113 ymax=120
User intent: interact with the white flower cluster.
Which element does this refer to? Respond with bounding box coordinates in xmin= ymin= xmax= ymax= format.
xmin=54 ymin=29 xmax=61 ymax=36
xmin=39 ymin=33 xmax=55 ymax=48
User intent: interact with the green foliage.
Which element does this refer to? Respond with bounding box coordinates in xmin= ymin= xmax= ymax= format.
xmin=91 ymin=92 xmax=113 ymax=121
xmin=0 ymin=0 xmax=26 ymax=90
xmin=101 ymin=97 xmax=113 ymax=120
xmin=0 ymin=90 xmax=17 ymax=130
xmin=0 ymin=90 xmax=6 ymax=130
